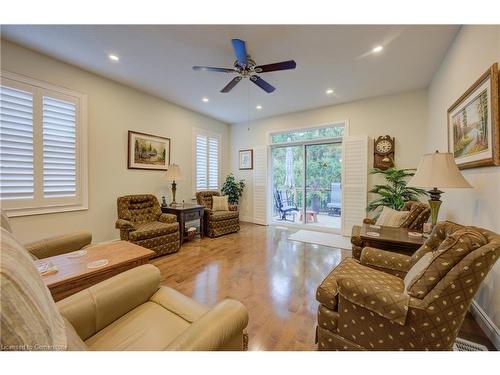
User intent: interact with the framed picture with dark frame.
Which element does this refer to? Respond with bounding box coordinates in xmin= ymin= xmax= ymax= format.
xmin=128 ymin=130 xmax=171 ymax=170
xmin=239 ymin=149 xmax=253 ymax=170
xmin=447 ymin=63 xmax=499 ymax=169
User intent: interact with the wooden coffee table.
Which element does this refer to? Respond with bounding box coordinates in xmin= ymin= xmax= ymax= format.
xmin=359 ymin=223 xmax=425 ymax=255
xmin=35 ymin=241 xmax=154 ymax=301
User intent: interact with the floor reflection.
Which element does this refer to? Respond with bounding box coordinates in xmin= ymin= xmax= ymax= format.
xmin=153 ymin=222 xmax=348 ymax=350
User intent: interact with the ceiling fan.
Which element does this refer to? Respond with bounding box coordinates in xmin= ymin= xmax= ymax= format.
xmin=192 ymin=39 xmax=297 ymax=93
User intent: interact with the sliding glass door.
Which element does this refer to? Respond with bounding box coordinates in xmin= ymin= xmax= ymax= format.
xmin=269 ymin=125 xmax=344 ymax=231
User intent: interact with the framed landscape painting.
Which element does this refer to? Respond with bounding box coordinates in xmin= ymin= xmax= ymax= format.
xmin=447 ymin=63 xmax=499 ymax=169
xmin=239 ymin=149 xmax=253 ymax=170
xmin=128 ymin=131 xmax=170 ymax=170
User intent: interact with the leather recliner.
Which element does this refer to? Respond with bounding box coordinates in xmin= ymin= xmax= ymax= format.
xmin=0 ymin=217 xmax=249 ymax=351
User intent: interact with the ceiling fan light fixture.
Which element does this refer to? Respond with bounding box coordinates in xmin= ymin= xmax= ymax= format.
xmin=108 ymin=54 xmax=120 ymax=61
xmin=372 ymin=45 xmax=384 ymax=53
xmin=202 ymin=97 xmax=209 ymax=103
xmin=325 ymin=88 xmax=334 ymax=95
xmin=256 ymin=105 xmax=262 ymax=110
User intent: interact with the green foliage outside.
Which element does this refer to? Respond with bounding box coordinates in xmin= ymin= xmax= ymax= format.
xmin=272 ymin=143 xmax=342 ymax=211
xmin=221 ymin=174 xmax=245 ymax=205
xmin=367 ymin=168 xmax=427 ymax=213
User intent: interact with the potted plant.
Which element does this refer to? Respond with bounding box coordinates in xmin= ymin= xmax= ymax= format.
xmin=367 ymin=167 xmax=427 ymax=214
xmin=221 ymin=174 xmax=246 ymax=205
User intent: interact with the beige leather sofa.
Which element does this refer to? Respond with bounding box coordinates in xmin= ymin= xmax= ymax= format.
xmin=0 ymin=212 xmax=249 ymax=351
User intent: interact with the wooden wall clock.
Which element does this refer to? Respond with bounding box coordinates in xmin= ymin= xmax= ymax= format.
xmin=374 ymin=135 xmax=395 ymax=170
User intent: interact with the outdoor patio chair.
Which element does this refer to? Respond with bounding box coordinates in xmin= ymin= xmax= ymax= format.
xmin=274 ymin=189 xmax=298 ymax=221
xmin=327 ymin=182 xmax=341 ymax=216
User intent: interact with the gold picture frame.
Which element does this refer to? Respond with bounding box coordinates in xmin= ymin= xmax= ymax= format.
xmin=447 ymin=63 xmax=499 ymax=169
xmin=128 ymin=131 xmax=171 ymax=170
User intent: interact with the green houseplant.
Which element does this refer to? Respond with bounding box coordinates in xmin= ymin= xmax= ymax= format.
xmin=221 ymin=174 xmax=246 ymax=205
xmin=367 ymin=167 xmax=427 ymax=213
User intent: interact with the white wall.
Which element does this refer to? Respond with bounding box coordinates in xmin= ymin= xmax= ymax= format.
xmin=1 ymin=40 xmax=230 ymax=244
xmin=426 ymin=25 xmax=500 ymax=340
xmin=230 ymin=90 xmax=428 ymax=222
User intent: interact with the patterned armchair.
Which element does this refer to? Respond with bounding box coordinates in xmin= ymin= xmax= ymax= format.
xmin=351 ymin=201 xmax=431 ymax=259
xmin=115 ymin=194 xmax=180 ymax=257
xmin=316 ymin=221 xmax=500 ymax=351
xmin=196 ymin=191 xmax=240 ymax=238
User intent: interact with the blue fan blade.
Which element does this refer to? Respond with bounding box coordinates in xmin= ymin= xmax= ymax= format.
xmin=221 ymin=76 xmax=242 ymax=93
xmin=255 ymin=60 xmax=297 ymax=73
xmin=231 ymin=39 xmax=248 ymax=67
xmin=250 ymin=75 xmax=275 ymax=93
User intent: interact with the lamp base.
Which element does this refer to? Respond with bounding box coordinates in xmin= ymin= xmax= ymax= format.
xmin=170 ymin=180 xmax=177 ymax=206
xmin=427 ymin=187 xmax=444 ymax=227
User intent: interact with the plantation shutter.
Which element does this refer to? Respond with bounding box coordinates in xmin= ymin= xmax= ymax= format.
xmin=0 ymin=84 xmax=34 ymax=200
xmin=341 ymin=135 xmax=368 ymax=236
xmin=194 ymin=129 xmax=220 ymax=191
xmin=253 ymin=145 xmax=268 ymax=225
xmin=208 ymin=136 xmax=219 ymax=190
xmin=42 ymin=96 xmax=77 ymax=197
xmin=195 ymin=134 xmax=208 ymax=190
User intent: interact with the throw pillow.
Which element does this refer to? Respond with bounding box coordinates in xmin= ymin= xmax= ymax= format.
xmin=375 ymin=206 xmax=410 ymax=227
xmin=403 ymin=251 xmax=433 ymax=294
xmin=212 ymin=195 xmax=229 ymax=211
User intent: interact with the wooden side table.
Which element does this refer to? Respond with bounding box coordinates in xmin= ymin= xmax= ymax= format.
xmin=161 ymin=203 xmax=204 ymax=245
xmin=36 ymin=241 xmax=154 ymax=301
xmin=359 ymin=223 xmax=425 ymax=255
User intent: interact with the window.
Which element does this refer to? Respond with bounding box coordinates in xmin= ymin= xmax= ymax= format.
xmin=0 ymin=71 xmax=88 ymax=216
xmin=270 ymin=124 xmax=344 ymax=144
xmin=193 ymin=128 xmax=221 ymax=191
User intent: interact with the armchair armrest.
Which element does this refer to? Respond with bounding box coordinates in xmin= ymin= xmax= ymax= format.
xmin=159 ymin=213 xmax=177 ymax=224
xmin=57 ymin=264 xmax=161 ymax=340
xmin=363 ymin=218 xmax=376 ymax=225
xmin=25 ymin=231 xmax=92 ymax=259
xmin=337 ymin=276 xmax=410 ymax=325
xmin=228 ymin=204 xmax=238 ymax=211
xmin=165 ymin=299 xmax=249 ymax=351
xmin=360 ymin=247 xmax=411 ymax=277
xmin=115 ymin=218 xmax=134 ymax=230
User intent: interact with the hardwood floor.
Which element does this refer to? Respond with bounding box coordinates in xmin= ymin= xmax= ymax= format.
xmin=151 ymin=222 xmax=495 ymax=351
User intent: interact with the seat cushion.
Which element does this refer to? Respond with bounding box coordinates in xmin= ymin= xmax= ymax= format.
xmin=316 ymin=258 xmax=404 ymax=311
xmin=209 ymin=210 xmax=239 ymax=221
xmin=129 ymin=221 xmax=178 ymax=241
xmin=84 ymin=301 xmax=190 ymax=350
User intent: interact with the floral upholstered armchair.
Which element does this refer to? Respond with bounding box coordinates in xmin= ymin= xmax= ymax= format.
xmin=316 ymin=221 xmax=499 ymax=351
xmin=196 ymin=191 xmax=240 ymax=238
xmin=115 ymin=194 xmax=180 ymax=257
xmin=351 ymin=201 xmax=431 ymax=259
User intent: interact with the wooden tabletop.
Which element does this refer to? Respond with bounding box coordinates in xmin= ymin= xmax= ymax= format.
xmin=161 ymin=203 xmax=204 ymax=211
xmin=35 ymin=240 xmax=154 ymax=289
xmin=359 ymin=223 xmax=425 ymax=246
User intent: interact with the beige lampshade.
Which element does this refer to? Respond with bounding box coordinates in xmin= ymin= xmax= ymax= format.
xmin=165 ymin=163 xmax=183 ymax=181
xmin=407 ymin=152 xmax=472 ymax=189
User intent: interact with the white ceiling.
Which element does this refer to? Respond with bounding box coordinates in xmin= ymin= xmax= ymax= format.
xmin=1 ymin=25 xmax=459 ymax=124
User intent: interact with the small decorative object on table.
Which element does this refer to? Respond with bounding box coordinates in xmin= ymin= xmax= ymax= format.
xmin=165 ymin=163 xmax=183 ymax=205
xmin=407 ymin=151 xmax=472 ymax=228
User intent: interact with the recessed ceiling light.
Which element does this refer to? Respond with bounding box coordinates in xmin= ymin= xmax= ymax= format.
xmin=108 ymin=54 xmax=120 ymax=61
xmin=325 ymin=89 xmax=334 ymax=95
xmin=202 ymin=97 xmax=209 ymax=102
xmin=372 ymin=45 xmax=384 ymax=53
xmin=256 ymin=105 xmax=262 ymax=110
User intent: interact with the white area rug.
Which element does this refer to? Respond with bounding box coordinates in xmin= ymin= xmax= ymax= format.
xmin=288 ymin=230 xmax=351 ymax=249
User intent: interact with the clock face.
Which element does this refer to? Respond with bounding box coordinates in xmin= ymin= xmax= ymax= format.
xmin=376 ymin=139 xmax=392 ymax=154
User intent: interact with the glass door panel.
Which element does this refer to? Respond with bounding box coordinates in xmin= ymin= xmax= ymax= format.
xmin=304 ymin=143 xmax=342 ymax=229
xmin=271 ymin=145 xmax=303 ymax=224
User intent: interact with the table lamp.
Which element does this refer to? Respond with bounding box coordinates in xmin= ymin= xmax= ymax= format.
xmin=407 ymin=151 xmax=472 ymax=227
xmin=165 ymin=164 xmax=183 ymax=206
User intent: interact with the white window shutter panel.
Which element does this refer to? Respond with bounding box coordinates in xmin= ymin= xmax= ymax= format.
xmin=253 ymin=145 xmax=268 ymax=225
xmin=42 ymin=96 xmax=77 ymax=197
xmin=341 ymin=135 xmax=368 ymax=236
xmin=208 ymin=137 xmax=219 ymax=190
xmin=0 ymin=85 xmax=34 ymax=200
xmin=195 ymin=134 xmax=208 ymax=190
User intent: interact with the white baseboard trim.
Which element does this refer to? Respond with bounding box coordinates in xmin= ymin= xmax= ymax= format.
xmin=239 ymin=215 xmax=254 ymax=223
xmin=470 ymin=300 xmax=500 ymax=350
